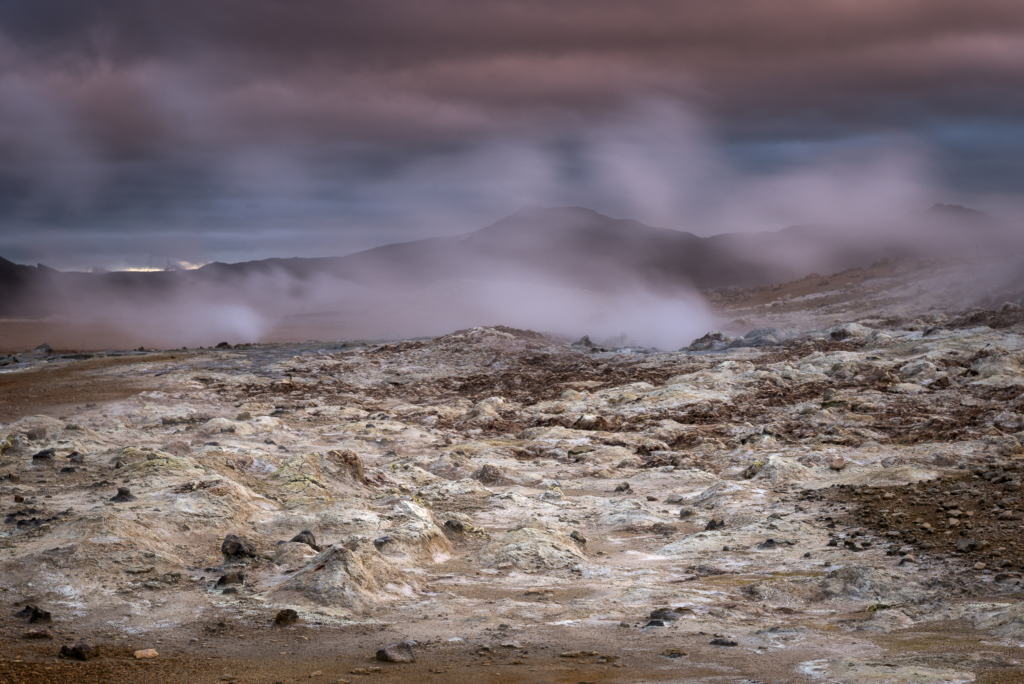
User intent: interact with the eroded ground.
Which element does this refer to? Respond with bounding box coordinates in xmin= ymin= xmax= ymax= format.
xmin=4 ymin=259 xmax=1024 ymax=683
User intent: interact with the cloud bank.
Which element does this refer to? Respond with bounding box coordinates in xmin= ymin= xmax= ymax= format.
xmin=0 ymin=1 xmax=1022 ymax=268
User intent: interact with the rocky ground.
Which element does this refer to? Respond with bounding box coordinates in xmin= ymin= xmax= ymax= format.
xmin=3 ymin=257 xmax=1024 ymax=683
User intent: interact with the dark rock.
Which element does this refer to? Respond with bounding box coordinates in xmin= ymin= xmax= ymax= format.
xmin=649 ymin=609 xmax=680 ymax=622
xmin=221 ymin=534 xmax=257 ymax=557
xmin=955 ymin=538 xmax=982 ymax=553
xmin=31 ymin=448 xmax=56 ymax=461
xmin=570 ymin=530 xmax=587 ymax=545
xmin=215 ymin=341 xmax=232 ymax=349
xmin=15 ymin=605 xmax=51 ymax=623
xmin=68 ymin=452 xmax=84 ymax=464
xmin=472 ymin=463 xmax=513 ymax=484
xmin=613 ymin=482 xmax=631 ymax=493
xmin=290 ymin=530 xmax=319 ymax=551
xmin=709 ymin=638 xmax=738 ymax=646
xmin=687 ymin=331 xmax=732 ymax=352
xmin=376 ymin=641 xmax=416 ymax=663
xmin=444 ymin=520 xmax=465 ymax=533
xmin=644 ymin=619 xmax=665 ymax=628
xmin=757 ymin=539 xmax=778 ymax=550
xmin=705 ymin=518 xmax=725 ymax=531
xmin=61 ymin=642 xmax=100 ymax=660
xmin=678 ymin=506 xmax=695 ymax=518
xmin=373 ymin=535 xmax=393 ymax=549
xmin=274 ymin=609 xmax=299 ymax=626
xmin=110 ymin=487 xmax=136 ymax=503
xmin=216 ymin=572 xmax=246 ymax=587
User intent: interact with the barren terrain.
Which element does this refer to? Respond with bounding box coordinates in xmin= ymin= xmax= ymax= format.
xmin=4 ymin=257 xmax=1024 ymax=683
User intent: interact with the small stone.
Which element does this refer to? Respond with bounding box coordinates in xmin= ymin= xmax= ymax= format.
xmin=275 ymin=609 xmax=299 ymax=626
xmin=678 ymin=506 xmax=695 ymax=519
xmin=290 ymin=530 xmax=320 ymax=551
xmin=613 ymin=482 xmax=631 ymax=493
xmin=216 ymin=571 xmax=246 ymax=587
xmin=309 ymin=671 xmax=323 ymax=678
xmin=974 ymin=562 xmax=987 ymax=570
xmin=570 ymin=530 xmax=587 ymax=545
xmin=899 ymin=555 xmax=916 ymax=565
xmin=134 ymin=648 xmax=159 ymax=659
xmin=163 ymin=440 xmax=192 ymax=457
xmin=222 ymin=534 xmax=257 ymax=557
xmin=375 ymin=641 xmax=415 ymax=663
xmin=540 ymin=486 xmax=564 ymax=501
xmin=23 ymin=628 xmax=53 ymax=639
xmin=61 ymin=642 xmax=100 ymax=660
xmin=15 ymin=605 xmax=52 ymax=623
xmin=110 ymin=487 xmax=136 ymax=503
xmin=955 ymin=538 xmax=981 ymax=553
xmin=705 ymin=518 xmax=725 ymax=531
xmin=650 ymin=609 xmax=680 ymax=621
xmin=709 ymin=638 xmax=738 ymax=646
xmin=662 ymin=648 xmax=687 ymax=658
xmin=829 ymin=457 xmax=847 ymax=471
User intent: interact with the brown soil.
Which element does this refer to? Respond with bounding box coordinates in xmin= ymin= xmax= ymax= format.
xmin=2 ymin=617 xmax=1024 ymax=684
xmin=0 ymin=354 xmax=173 ymax=422
xmin=822 ymin=466 xmax=1024 ymax=572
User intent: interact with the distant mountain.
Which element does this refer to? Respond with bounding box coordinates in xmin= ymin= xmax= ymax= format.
xmin=922 ymin=203 xmax=991 ymax=220
xmin=0 ymin=204 xmax=1011 ymax=318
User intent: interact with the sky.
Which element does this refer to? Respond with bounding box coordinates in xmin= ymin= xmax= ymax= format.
xmin=1 ymin=0 xmax=1023 ymax=270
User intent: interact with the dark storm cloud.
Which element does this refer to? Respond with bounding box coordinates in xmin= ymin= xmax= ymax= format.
xmin=0 ymin=1 xmax=1023 ymax=268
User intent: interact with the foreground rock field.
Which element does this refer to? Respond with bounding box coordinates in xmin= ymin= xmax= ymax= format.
xmin=3 ymin=259 xmax=1024 ymax=683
